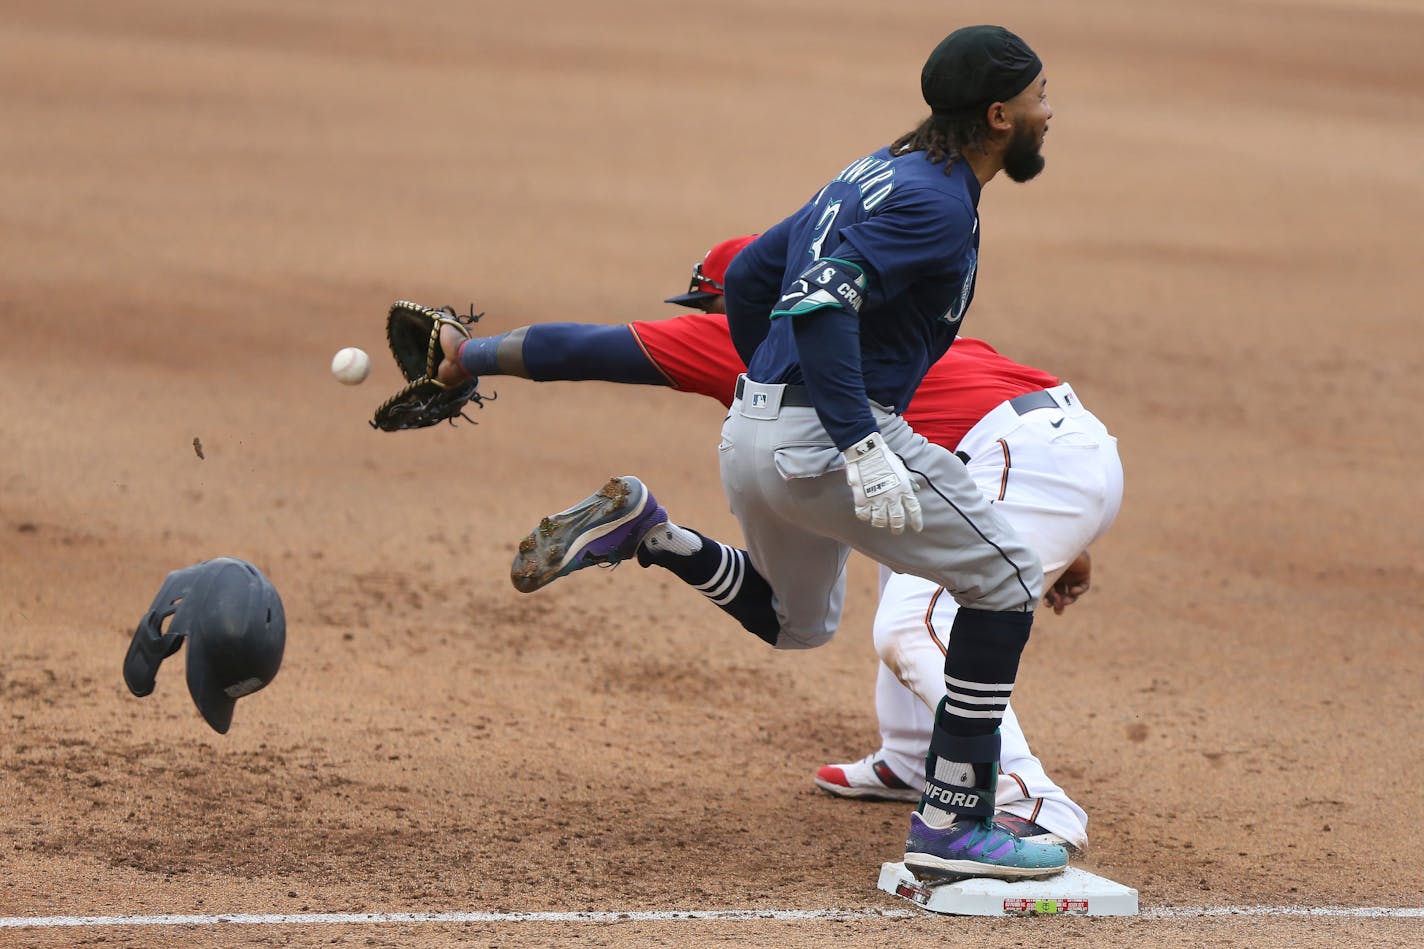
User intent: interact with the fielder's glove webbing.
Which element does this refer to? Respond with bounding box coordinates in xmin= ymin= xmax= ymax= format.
xmin=370 ymin=300 xmax=494 ymax=432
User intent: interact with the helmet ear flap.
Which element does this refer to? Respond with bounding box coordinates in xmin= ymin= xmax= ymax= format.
xmin=122 ymin=564 xmax=210 ymax=697
xmin=123 ymin=610 xmax=181 ymax=697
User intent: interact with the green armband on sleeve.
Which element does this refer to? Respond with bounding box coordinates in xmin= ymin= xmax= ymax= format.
xmin=770 ymin=258 xmax=868 ymax=320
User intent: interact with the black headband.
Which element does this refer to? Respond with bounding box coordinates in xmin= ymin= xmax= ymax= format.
xmin=921 ymin=25 xmax=1042 ymax=119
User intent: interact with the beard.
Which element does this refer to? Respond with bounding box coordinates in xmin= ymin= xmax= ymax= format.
xmin=1002 ymin=122 xmax=1046 ymax=183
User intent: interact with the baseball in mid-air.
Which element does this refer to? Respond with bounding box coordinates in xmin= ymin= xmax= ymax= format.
xmin=331 ymin=347 xmax=371 ymax=385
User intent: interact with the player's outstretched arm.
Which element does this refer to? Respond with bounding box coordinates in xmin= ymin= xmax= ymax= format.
xmin=433 ymin=235 xmax=756 ymax=397
xmin=436 ymin=321 xmax=666 ymax=388
xmin=438 ymin=321 xmax=516 ymax=385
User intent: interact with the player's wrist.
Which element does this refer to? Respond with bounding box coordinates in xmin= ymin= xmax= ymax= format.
xmin=456 ymin=335 xmax=500 ymax=380
xmin=843 ymin=430 xmax=887 ymax=459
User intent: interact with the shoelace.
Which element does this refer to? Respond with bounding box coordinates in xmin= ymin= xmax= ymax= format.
xmin=955 ymin=820 xmax=1025 ymax=857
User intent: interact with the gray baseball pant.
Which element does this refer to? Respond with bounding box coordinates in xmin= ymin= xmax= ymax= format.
xmin=718 ymin=376 xmax=1044 ymax=649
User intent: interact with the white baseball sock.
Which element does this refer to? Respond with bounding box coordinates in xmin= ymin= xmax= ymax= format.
xmin=639 ymin=521 xmax=701 ymax=556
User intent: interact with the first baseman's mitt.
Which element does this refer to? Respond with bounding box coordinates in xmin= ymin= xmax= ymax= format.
xmin=370 ymin=301 xmax=493 ymax=432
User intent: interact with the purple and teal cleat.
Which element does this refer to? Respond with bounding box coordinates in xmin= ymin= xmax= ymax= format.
xmin=904 ymin=812 xmax=1068 ymax=881
xmin=511 ymin=476 xmax=667 ymax=593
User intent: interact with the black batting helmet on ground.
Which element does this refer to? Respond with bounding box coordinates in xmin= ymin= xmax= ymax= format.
xmin=123 ymin=557 xmax=286 ymax=734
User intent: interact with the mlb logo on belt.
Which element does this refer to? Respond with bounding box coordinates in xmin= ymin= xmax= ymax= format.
xmin=752 ymin=393 xmax=768 ymax=407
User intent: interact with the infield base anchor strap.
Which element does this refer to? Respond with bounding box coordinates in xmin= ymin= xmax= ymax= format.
xmin=920 ymin=774 xmax=996 ymax=820
xmin=919 ymin=720 xmax=1001 ymax=820
xmin=770 ymin=258 xmax=868 ymax=320
xmin=929 ymin=726 xmax=1001 ymax=766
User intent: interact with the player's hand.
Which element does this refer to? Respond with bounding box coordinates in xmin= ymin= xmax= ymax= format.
xmin=1044 ymin=551 xmax=1092 ymax=615
xmin=436 ymin=322 xmax=473 ymax=388
xmin=843 ymin=432 xmax=922 ymax=534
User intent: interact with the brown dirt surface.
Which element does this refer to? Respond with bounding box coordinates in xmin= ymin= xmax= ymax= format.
xmin=2 ymin=1 xmax=1422 ymax=946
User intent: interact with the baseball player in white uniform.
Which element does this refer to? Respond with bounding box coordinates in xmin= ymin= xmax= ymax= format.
xmin=823 ymin=378 xmax=1121 ymax=851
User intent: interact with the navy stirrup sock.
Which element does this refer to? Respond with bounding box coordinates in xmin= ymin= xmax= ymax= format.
xmin=938 ymin=607 xmax=1032 ymax=738
xmin=638 ymin=529 xmax=780 ymax=645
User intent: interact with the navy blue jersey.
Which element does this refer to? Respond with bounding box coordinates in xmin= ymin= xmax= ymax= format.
xmin=726 ymin=147 xmax=982 ymax=438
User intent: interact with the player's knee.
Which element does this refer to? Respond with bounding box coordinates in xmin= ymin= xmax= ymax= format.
xmin=722 ymin=598 xmax=829 ymax=649
xmin=759 ymin=587 xmax=844 ymax=649
xmin=974 ymin=550 xmax=1044 ymax=612
xmin=871 ymin=608 xmax=902 ymax=663
xmin=773 ymin=617 xmax=838 ymax=650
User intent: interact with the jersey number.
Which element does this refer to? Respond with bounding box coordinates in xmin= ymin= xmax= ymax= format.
xmin=808 ymin=200 xmax=842 ymax=263
xmin=940 ymin=249 xmax=978 ymax=325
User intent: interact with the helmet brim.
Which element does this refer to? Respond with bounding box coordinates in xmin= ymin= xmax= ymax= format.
xmin=664 ymin=290 xmax=720 ymax=308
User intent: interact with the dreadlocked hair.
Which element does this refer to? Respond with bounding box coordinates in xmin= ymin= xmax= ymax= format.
xmin=889 ymin=113 xmax=989 ymax=173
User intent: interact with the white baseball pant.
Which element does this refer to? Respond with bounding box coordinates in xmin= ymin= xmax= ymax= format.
xmin=870 ymin=384 xmax=1123 ymax=849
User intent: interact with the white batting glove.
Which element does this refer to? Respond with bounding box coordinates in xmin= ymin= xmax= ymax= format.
xmin=842 ymin=432 xmax=923 ymax=534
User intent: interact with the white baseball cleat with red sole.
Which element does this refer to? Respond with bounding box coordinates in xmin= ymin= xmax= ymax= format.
xmin=814 ymin=754 xmax=920 ymax=802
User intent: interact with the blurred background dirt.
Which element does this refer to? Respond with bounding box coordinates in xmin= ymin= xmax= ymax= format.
xmin=2 ymin=1 xmax=1421 ymax=946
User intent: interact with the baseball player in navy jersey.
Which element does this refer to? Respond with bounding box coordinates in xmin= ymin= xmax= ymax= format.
xmin=437 ymin=237 xmax=1120 ymax=850
xmin=477 ymin=26 xmax=1068 ymax=879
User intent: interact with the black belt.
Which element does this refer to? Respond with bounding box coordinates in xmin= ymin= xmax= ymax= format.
xmin=735 ymin=379 xmax=1056 ymax=415
xmin=957 ymin=390 xmax=1060 ymax=465
xmin=1008 ymin=389 xmax=1059 ymax=415
xmin=734 ymin=377 xmax=815 ymax=407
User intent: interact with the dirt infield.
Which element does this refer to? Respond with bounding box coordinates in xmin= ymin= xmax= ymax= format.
xmin=3 ymin=1 xmax=1422 ymax=946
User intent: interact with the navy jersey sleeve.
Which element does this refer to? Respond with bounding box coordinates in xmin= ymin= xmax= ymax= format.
xmin=792 ymin=307 xmax=876 ymax=449
xmin=725 ymin=218 xmax=793 ymax=366
xmin=833 ymin=186 xmax=975 ymax=311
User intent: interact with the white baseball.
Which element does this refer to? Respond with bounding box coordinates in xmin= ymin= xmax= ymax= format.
xmin=331 ymin=347 xmax=371 ymax=385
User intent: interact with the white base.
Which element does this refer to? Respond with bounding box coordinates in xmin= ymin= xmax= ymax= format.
xmin=878 ymin=863 xmax=1139 ymax=917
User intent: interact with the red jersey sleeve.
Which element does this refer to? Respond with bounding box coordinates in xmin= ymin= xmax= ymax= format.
xmin=629 ymin=312 xmax=746 ymax=408
xmin=902 ymin=338 xmax=1060 ymax=450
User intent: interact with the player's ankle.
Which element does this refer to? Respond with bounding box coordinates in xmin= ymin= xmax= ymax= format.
xmin=638 ymin=521 xmax=701 ymax=560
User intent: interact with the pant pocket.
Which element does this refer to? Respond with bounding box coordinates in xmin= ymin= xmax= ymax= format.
xmin=1050 ymin=431 xmax=1100 ymax=448
xmin=772 ymin=443 xmax=844 ymax=480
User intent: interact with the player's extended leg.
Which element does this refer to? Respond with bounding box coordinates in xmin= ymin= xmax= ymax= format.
xmin=699 ymin=379 xmax=1065 ymax=878
xmin=760 ymin=408 xmax=1063 ymax=878
xmin=510 ymin=476 xmax=786 ymax=644
xmin=510 ymin=386 xmax=1063 ymax=877
xmin=826 ymin=390 xmax=1122 ymax=839
xmin=509 ymin=397 xmax=854 ymax=648
xmin=816 ymin=662 xmax=1089 ymax=849
xmin=821 ymin=568 xmax=1090 ymax=848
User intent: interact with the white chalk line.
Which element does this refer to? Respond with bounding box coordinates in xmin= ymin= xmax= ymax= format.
xmin=1 ymin=905 xmax=1421 ymax=928
xmin=0 ymin=910 xmax=908 ymax=929
xmin=1145 ymin=905 xmax=1424 ymax=919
